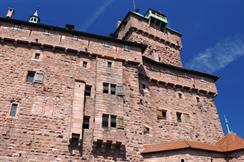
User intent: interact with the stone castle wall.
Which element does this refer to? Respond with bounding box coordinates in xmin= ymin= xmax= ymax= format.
xmin=0 ymin=14 xmax=229 ymax=162
xmin=115 ymin=14 xmax=182 ymax=66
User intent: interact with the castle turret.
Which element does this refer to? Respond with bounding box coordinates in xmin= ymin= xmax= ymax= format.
xmin=29 ymin=9 xmax=40 ymax=24
xmin=114 ymin=9 xmax=183 ymax=67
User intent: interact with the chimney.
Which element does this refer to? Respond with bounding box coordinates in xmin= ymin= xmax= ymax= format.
xmin=116 ymin=21 xmax=121 ymax=29
xmin=6 ymin=8 xmax=15 ymax=18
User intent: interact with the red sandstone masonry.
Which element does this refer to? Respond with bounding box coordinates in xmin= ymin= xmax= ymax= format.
xmin=0 ymin=9 xmax=242 ymax=162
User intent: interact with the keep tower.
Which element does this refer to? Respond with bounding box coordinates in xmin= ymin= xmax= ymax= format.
xmin=114 ymin=9 xmax=183 ymax=67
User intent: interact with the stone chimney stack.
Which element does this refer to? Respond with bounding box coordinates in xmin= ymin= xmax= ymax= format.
xmin=6 ymin=8 xmax=15 ymax=18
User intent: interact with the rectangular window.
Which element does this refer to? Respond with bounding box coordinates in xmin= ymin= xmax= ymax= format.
xmin=26 ymin=71 xmax=44 ymax=83
xmin=143 ymin=126 xmax=150 ymax=134
xmin=34 ymin=53 xmax=40 ymax=60
xmin=83 ymin=116 xmax=90 ymax=129
xmin=85 ymin=85 xmax=92 ymax=96
xmin=102 ymin=114 xmax=109 ymax=128
xmin=157 ymin=109 xmax=167 ymax=120
xmin=110 ymin=115 xmax=117 ymax=128
xmin=178 ymin=93 xmax=182 ymax=99
xmin=9 ymin=103 xmax=18 ymax=117
xmin=107 ymin=61 xmax=112 ymax=68
xmin=176 ymin=112 xmax=182 ymax=122
xmin=104 ymin=41 xmax=110 ymax=48
xmin=83 ymin=61 xmax=88 ymax=68
xmin=103 ymin=83 xmax=109 ymax=94
xmin=111 ymin=84 xmax=116 ymax=95
xmin=26 ymin=71 xmax=35 ymax=83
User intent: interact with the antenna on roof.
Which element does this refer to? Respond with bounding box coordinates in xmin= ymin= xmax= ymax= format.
xmin=132 ymin=0 xmax=136 ymax=11
xmin=224 ymin=114 xmax=232 ymax=134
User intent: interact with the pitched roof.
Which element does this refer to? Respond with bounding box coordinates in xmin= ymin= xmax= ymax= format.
xmin=143 ymin=133 xmax=244 ymax=154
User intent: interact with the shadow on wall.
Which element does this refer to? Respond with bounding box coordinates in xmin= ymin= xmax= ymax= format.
xmin=92 ymin=141 xmax=126 ymax=161
xmin=68 ymin=137 xmax=83 ymax=156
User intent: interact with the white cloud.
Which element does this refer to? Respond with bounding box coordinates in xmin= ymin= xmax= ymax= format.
xmin=81 ymin=0 xmax=114 ymax=31
xmin=186 ymin=36 xmax=244 ymax=73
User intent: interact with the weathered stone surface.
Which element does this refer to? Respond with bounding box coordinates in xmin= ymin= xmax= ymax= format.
xmin=0 ymin=9 xmax=242 ymax=162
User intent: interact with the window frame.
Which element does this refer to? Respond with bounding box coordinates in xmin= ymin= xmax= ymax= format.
xmin=26 ymin=71 xmax=36 ymax=83
xmin=110 ymin=115 xmax=117 ymax=128
xmin=83 ymin=61 xmax=88 ymax=68
xmin=34 ymin=53 xmax=41 ymax=60
xmin=176 ymin=112 xmax=182 ymax=123
xmin=9 ymin=103 xmax=18 ymax=118
xmin=83 ymin=116 xmax=90 ymax=129
xmin=102 ymin=114 xmax=109 ymax=128
xmin=107 ymin=61 xmax=112 ymax=68
xmin=103 ymin=82 xmax=109 ymax=94
xmin=26 ymin=71 xmax=44 ymax=84
xmin=110 ymin=84 xmax=116 ymax=95
xmin=85 ymin=85 xmax=92 ymax=97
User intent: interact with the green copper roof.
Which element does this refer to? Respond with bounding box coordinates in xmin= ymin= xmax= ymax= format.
xmin=144 ymin=9 xmax=168 ymax=24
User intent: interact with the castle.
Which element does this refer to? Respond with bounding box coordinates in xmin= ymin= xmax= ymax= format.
xmin=0 ymin=7 xmax=243 ymax=162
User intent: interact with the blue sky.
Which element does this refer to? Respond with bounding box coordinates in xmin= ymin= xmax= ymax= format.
xmin=1 ymin=0 xmax=243 ymax=137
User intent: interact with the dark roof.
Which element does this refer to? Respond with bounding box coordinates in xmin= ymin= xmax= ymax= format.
xmin=0 ymin=17 xmax=147 ymax=52
xmin=114 ymin=11 xmax=182 ymax=37
xmin=143 ymin=56 xmax=219 ymax=81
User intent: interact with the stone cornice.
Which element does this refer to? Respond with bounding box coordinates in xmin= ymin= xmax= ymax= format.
xmin=122 ymin=27 xmax=182 ymax=51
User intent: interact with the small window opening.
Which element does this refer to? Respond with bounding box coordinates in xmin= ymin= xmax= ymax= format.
xmin=102 ymin=114 xmax=109 ymax=128
xmin=178 ymin=93 xmax=182 ymax=99
xmin=26 ymin=71 xmax=35 ymax=83
xmin=110 ymin=115 xmax=117 ymax=128
xmin=176 ymin=112 xmax=182 ymax=122
xmin=85 ymin=85 xmax=92 ymax=96
xmin=103 ymin=83 xmax=109 ymax=94
xmin=107 ymin=61 xmax=112 ymax=68
xmin=34 ymin=53 xmax=40 ymax=60
xmin=181 ymin=159 xmax=185 ymax=162
xmin=196 ymin=97 xmax=200 ymax=103
xmin=111 ymin=84 xmax=116 ymax=95
xmin=83 ymin=116 xmax=90 ymax=129
xmin=104 ymin=41 xmax=110 ymax=48
xmin=10 ymin=103 xmax=18 ymax=117
xmin=157 ymin=109 xmax=167 ymax=120
xmin=26 ymin=71 xmax=44 ymax=83
xmin=70 ymin=133 xmax=80 ymax=146
xmin=83 ymin=61 xmax=88 ymax=68
xmin=142 ymin=83 xmax=146 ymax=90
xmin=143 ymin=126 xmax=150 ymax=134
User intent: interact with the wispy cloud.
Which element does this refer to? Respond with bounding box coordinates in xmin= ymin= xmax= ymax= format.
xmin=81 ymin=0 xmax=114 ymax=31
xmin=186 ymin=36 xmax=244 ymax=73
